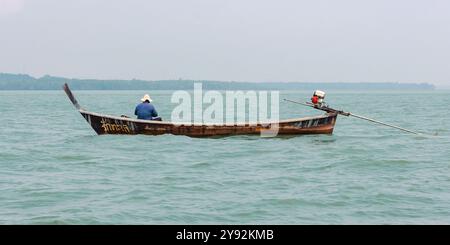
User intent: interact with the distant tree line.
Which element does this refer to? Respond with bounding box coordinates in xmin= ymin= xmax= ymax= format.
xmin=0 ymin=73 xmax=435 ymax=90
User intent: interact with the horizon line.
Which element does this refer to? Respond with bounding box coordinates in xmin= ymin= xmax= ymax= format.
xmin=0 ymin=72 xmax=439 ymax=86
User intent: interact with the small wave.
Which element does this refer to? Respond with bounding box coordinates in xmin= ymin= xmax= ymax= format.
xmin=28 ymin=217 xmax=104 ymax=225
xmin=190 ymin=161 xmax=211 ymax=168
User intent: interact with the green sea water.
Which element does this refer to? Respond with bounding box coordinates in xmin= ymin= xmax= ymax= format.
xmin=0 ymin=90 xmax=449 ymax=224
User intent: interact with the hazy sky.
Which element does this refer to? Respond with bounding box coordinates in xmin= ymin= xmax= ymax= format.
xmin=1 ymin=0 xmax=449 ymax=85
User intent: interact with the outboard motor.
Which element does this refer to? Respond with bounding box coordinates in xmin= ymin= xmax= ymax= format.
xmin=311 ymin=90 xmax=326 ymax=107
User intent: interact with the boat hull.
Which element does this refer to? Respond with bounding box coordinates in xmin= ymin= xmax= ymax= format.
xmin=79 ymin=110 xmax=337 ymax=137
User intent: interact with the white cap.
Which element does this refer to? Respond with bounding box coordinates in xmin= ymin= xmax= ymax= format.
xmin=140 ymin=94 xmax=153 ymax=102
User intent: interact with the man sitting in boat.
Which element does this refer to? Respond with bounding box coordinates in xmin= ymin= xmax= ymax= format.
xmin=135 ymin=94 xmax=161 ymax=121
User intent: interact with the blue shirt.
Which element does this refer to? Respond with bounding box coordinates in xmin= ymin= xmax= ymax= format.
xmin=135 ymin=102 xmax=158 ymax=120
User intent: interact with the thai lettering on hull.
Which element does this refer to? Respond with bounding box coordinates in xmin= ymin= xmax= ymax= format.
xmin=100 ymin=118 xmax=132 ymax=134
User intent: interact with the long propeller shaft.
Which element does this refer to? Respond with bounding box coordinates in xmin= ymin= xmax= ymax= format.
xmin=283 ymin=99 xmax=422 ymax=135
xmin=347 ymin=113 xmax=420 ymax=135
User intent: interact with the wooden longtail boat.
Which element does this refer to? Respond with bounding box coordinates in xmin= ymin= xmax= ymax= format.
xmin=63 ymin=84 xmax=337 ymax=137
